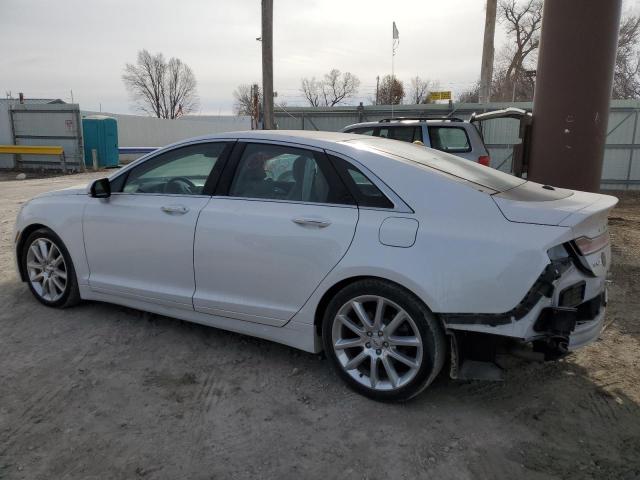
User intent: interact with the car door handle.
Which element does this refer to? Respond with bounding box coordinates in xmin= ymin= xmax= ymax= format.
xmin=292 ymin=217 xmax=331 ymax=228
xmin=161 ymin=205 xmax=189 ymax=215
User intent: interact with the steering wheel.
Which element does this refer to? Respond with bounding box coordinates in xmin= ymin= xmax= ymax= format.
xmin=165 ymin=176 xmax=197 ymax=195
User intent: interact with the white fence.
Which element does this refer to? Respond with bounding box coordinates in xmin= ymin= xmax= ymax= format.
xmin=81 ymin=111 xmax=251 ymax=148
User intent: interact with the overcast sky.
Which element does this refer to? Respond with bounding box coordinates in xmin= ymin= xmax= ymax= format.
xmin=2 ymin=0 xmax=530 ymax=115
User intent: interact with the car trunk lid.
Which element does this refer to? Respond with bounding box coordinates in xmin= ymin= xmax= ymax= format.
xmin=492 ymin=181 xmax=618 ymax=229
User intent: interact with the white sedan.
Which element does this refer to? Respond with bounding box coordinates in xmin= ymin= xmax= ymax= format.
xmin=14 ymin=131 xmax=617 ymax=401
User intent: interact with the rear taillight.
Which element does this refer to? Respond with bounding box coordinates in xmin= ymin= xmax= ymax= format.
xmin=574 ymin=232 xmax=609 ymax=256
xmin=478 ymin=155 xmax=491 ymax=166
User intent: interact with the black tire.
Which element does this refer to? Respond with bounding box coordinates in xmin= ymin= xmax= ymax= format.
xmin=322 ymin=279 xmax=446 ymax=402
xmin=21 ymin=228 xmax=81 ymax=308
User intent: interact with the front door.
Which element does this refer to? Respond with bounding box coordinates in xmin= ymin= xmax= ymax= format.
xmin=193 ymin=142 xmax=358 ymax=326
xmin=83 ymin=141 xmax=230 ymax=308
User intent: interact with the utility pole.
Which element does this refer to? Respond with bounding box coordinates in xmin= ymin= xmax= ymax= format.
xmin=479 ymin=0 xmax=497 ymax=104
xmin=528 ymin=0 xmax=622 ymax=192
xmin=251 ymin=83 xmax=260 ymax=129
xmin=261 ymin=0 xmax=274 ymax=129
xmin=376 ymin=76 xmax=380 ymax=105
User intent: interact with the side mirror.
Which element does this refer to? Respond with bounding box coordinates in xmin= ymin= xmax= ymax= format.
xmin=90 ymin=178 xmax=111 ymax=198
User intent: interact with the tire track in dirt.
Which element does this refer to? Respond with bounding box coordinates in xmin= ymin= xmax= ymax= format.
xmin=0 ymin=347 xmax=91 ymax=458
xmin=181 ymin=365 xmax=225 ymax=470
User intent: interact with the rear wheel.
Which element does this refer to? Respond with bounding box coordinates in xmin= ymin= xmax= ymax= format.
xmin=322 ymin=279 xmax=446 ymax=402
xmin=22 ymin=228 xmax=80 ymax=308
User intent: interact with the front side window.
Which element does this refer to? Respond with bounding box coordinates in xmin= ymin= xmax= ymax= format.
xmin=428 ymin=127 xmax=471 ymax=153
xmin=122 ymin=142 xmax=228 ymax=195
xmin=378 ymin=126 xmax=422 ymax=143
xmin=229 ymin=143 xmax=353 ymax=204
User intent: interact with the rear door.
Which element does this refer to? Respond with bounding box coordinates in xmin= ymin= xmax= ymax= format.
xmin=192 ymin=141 xmax=358 ymax=326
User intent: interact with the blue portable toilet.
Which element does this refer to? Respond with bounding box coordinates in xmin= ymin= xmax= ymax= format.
xmin=82 ymin=115 xmax=119 ymax=168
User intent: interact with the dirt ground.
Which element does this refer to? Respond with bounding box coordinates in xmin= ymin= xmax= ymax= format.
xmin=0 ymin=171 xmax=639 ymax=480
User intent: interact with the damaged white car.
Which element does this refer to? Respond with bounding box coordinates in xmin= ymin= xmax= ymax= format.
xmin=14 ymin=131 xmax=617 ymax=401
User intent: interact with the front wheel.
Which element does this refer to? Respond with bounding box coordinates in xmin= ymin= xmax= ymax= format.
xmin=322 ymin=279 xmax=446 ymax=402
xmin=21 ymin=228 xmax=80 ymax=308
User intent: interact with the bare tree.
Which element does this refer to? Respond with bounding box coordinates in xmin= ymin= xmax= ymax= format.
xmin=233 ymin=84 xmax=262 ymax=116
xmin=322 ymin=69 xmax=360 ymax=106
xmin=408 ymin=76 xmax=430 ymax=104
xmin=301 ymin=77 xmax=322 ymax=107
xmin=613 ymin=14 xmax=640 ymax=99
xmin=492 ymin=0 xmax=542 ymax=101
xmin=458 ymin=82 xmax=481 ymax=103
xmin=164 ymin=58 xmax=198 ymax=118
xmin=471 ymin=3 xmax=639 ymax=102
xmin=422 ymin=79 xmax=441 ymax=104
xmin=122 ymin=50 xmax=199 ymax=118
xmin=300 ymin=69 xmax=360 ymax=107
xmin=378 ymin=75 xmax=405 ymax=105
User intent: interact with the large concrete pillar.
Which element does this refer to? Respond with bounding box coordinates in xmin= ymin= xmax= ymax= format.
xmin=528 ymin=0 xmax=622 ymax=192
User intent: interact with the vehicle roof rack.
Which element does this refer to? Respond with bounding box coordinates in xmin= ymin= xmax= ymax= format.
xmin=378 ymin=116 xmax=464 ymax=123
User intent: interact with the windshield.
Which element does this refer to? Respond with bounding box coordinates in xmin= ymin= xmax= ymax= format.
xmin=344 ymin=137 xmax=525 ymax=192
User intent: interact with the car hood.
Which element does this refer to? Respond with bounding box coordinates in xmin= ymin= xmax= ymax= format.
xmin=34 ymin=183 xmax=89 ymax=199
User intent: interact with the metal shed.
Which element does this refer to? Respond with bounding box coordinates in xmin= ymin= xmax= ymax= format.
xmin=0 ymin=99 xmax=84 ymax=171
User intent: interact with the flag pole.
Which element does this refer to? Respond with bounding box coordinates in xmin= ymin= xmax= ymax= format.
xmin=391 ymin=21 xmax=399 ymax=118
xmin=391 ymin=37 xmax=395 ymax=118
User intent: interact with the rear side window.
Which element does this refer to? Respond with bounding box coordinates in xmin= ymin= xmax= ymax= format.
xmin=328 ymin=155 xmax=394 ymax=209
xmin=379 ymin=126 xmax=422 ymax=143
xmin=428 ymin=127 xmax=471 ymax=153
xmin=229 ymin=143 xmax=354 ymax=205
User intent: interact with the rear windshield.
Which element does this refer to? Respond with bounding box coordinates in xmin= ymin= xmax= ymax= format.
xmin=344 ymin=137 xmax=525 ymax=192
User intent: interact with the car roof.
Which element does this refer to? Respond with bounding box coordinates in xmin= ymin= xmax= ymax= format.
xmin=160 ymin=130 xmax=366 ymax=151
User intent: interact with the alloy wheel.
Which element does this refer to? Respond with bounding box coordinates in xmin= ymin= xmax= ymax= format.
xmin=331 ymin=295 xmax=423 ymax=391
xmin=26 ymin=237 xmax=68 ymax=302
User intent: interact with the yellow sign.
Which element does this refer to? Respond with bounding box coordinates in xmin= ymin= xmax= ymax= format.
xmin=428 ymin=91 xmax=452 ymax=101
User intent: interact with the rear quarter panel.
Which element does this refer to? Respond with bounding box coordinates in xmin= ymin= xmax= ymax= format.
xmin=294 ymin=150 xmax=571 ymax=323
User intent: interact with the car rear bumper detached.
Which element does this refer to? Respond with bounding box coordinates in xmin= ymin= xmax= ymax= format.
xmin=441 ymin=258 xmax=608 ymax=360
xmin=533 ymin=291 xmax=607 ymax=350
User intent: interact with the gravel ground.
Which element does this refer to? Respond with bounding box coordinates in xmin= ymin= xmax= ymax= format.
xmin=1 ymin=171 xmax=639 ymax=480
